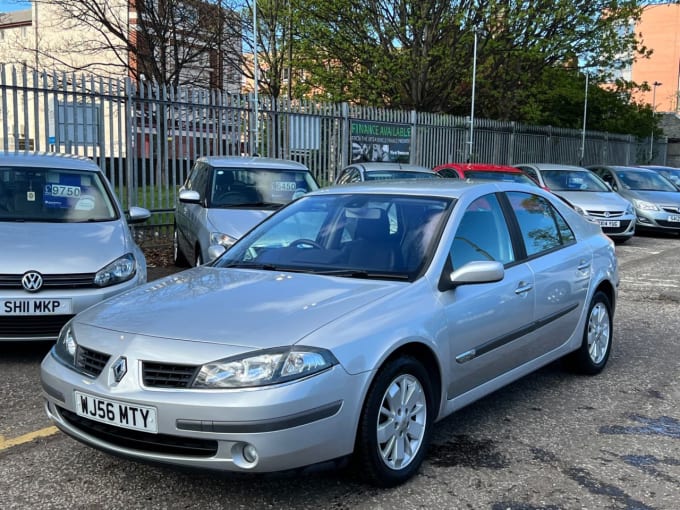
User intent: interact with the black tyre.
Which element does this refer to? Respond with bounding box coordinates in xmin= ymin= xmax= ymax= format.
xmin=566 ymin=291 xmax=612 ymax=374
xmin=172 ymin=226 xmax=189 ymax=267
xmin=354 ymin=356 xmax=434 ymax=487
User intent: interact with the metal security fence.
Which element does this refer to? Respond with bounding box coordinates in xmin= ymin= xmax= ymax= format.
xmin=0 ymin=64 xmax=668 ymax=239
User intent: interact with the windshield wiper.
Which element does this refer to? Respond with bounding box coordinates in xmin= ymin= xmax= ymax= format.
xmin=313 ymin=269 xmax=410 ymax=280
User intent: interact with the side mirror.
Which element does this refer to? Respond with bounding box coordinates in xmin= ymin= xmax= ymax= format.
xmin=208 ymin=244 xmax=227 ymax=261
xmin=445 ymin=260 xmax=504 ymax=290
xmin=127 ymin=206 xmax=150 ymax=224
xmin=179 ymin=189 xmax=201 ymax=204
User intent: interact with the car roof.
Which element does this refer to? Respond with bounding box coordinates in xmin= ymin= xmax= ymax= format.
xmin=197 ymin=155 xmax=310 ymax=171
xmin=349 ymin=162 xmax=435 ymax=173
xmin=516 ymin=163 xmax=590 ymax=172
xmin=605 ymin=165 xmax=658 ymax=173
xmin=0 ymin=151 xmax=102 ymax=172
xmin=435 ymin=162 xmax=522 ymax=173
xmin=319 ymin=177 xmax=543 ymax=199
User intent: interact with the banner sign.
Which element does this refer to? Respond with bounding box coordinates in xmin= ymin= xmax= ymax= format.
xmin=350 ymin=120 xmax=411 ymax=163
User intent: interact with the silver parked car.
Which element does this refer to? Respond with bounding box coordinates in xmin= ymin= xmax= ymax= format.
xmin=41 ymin=180 xmax=618 ymax=486
xmin=334 ymin=162 xmax=439 ymax=184
xmin=0 ymin=152 xmax=149 ymax=341
xmin=641 ymin=165 xmax=680 ymax=189
xmin=588 ymin=165 xmax=680 ymax=233
xmin=515 ymin=163 xmax=635 ymax=242
xmin=174 ymin=156 xmax=319 ymax=267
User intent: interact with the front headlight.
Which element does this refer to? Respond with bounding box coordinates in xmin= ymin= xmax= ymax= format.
xmin=632 ymin=199 xmax=659 ymax=211
xmin=54 ymin=321 xmax=78 ymax=366
xmin=210 ymin=232 xmax=237 ymax=249
xmin=625 ymin=202 xmax=635 ymax=215
xmin=94 ymin=253 xmax=136 ymax=287
xmin=572 ymin=204 xmax=587 ymax=216
xmin=192 ymin=347 xmax=338 ymax=388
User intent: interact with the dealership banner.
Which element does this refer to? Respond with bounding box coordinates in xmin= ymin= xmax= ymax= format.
xmin=350 ymin=120 xmax=411 ymax=163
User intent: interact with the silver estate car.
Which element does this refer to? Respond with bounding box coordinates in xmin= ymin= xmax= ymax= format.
xmin=0 ymin=152 xmax=149 ymax=341
xmin=334 ymin=162 xmax=439 ymax=184
xmin=515 ymin=163 xmax=635 ymax=242
xmin=41 ymin=180 xmax=618 ymax=487
xmin=174 ymin=156 xmax=319 ymax=266
xmin=588 ymin=165 xmax=680 ymax=233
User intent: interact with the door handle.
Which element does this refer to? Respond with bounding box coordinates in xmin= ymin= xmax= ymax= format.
xmin=515 ymin=282 xmax=533 ymax=295
xmin=577 ymin=260 xmax=591 ymax=271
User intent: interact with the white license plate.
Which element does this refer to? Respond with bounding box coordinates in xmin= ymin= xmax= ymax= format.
xmin=1 ymin=298 xmax=72 ymax=315
xmin=74 ymin=391 xmax=158 ymax=433
xmin=667 ymin=214 xmax=680 ymax=223
xmin=598 ymin=220 xmax=620 ymax=228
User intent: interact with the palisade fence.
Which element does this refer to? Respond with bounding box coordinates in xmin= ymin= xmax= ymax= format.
xmin=0 ymin=65 xmax=667 ymax=245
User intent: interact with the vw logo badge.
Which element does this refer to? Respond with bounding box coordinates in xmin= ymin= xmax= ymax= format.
xmin=112 ymin=356 xmax=128 ymax=382
xmin=21 ymin=271 xmax=43 ymax=292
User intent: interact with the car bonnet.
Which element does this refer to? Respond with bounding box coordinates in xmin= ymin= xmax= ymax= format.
xmin=555 ymin=190 xmax=631 ymax=211
xmin=74 ymin=266 xmax=402 ymax=348
xmin=207 ymin=208 xmax=274 ymax=239
xmin=0 ymin=220 xmax=133 ymax=274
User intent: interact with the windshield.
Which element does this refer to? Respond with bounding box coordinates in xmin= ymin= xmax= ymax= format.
xmin=0 ymin=166 xmax=117 ymax=222
xmin=216 ymin=193 xmax=453 ymax=280
xmin=463 ymin=170 xmax=538 ymax=186
xmin=542 ymin=170 xmax=609 ymax=192
xmin=617 ymin=169 xmax=677 ymax=192
xmin=364 ymin=171 xmax=439 ymax=181
xmin=656 ymin=169 xmax=680 ymax=187
xmin=210 ymin=167 xmax=319 ymax=208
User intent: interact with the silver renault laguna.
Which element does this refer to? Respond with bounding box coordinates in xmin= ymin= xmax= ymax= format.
xmin=41 ymin=179 xmax=618 ymax=486
xmin=0 ymin=152 xmax=149 ymax=341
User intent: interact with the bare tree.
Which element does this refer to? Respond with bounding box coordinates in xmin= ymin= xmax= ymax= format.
xmin=27 ymin=0 xmax=242 ymax=89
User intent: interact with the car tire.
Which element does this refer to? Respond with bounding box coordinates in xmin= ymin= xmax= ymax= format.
xmin=566 ymin=291 xmax=612 ymax=375
xmin=354 ymin=356 xmax=434 ymax=487
xmin=173 ymin=226 xmax=190 ymax=267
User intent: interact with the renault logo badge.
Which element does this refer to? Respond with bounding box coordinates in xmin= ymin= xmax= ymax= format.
xmin=21 ymin=271 xmax=43 ymax=292
xmin=112 ymin=356 xmax=128 ymax=382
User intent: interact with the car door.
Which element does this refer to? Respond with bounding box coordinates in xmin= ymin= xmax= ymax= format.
xmin=506 ymin=191 xmax=591 ymax=359
xmin=177 ymin=162 xmax=210 ymax=258
xmin=440 ymin=192 xmax=536 ymax=399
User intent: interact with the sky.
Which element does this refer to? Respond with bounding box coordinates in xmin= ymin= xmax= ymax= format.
xmin=0 ymin=1 xmax=31 ymax=14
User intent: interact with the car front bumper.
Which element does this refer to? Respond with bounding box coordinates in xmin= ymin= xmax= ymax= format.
xmin=0 ymin=272 xmax=146 ymax=341
xmin=635 ymin=209 xmax=680 ymax=231
xmin=40 ymin=349 xmax=369 ymax=473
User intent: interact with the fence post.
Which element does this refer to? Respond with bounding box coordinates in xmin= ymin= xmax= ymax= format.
xmin=341 ymin=102 xmax=350 ymax=168
xmin=508 ymin=121 xmax=516 ymax=165
xmin=410 ymin=110 xmax=418 ymax=165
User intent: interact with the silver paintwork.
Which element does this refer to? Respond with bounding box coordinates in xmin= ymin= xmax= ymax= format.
xmin=174 ymin=156 xmax=319 ymax=265
xmin=0 ymin=152 xmax=148 ymax=341
xmin=515 ymin=163 xmax=635 ymax=241
xmin=41 ymin=179 xmax=618 ymax=478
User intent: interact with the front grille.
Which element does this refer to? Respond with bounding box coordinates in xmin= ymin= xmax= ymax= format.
xmin=142 ymin=362 xmax=199 ymax=388
xmin=58 ymin=407 xmax=218 ymax=457
xmin=651 ymin=220 xmax=680 ymax=229
xmin=76 ymin=347 xmax=111 ymax=377
xmin=0 ymin=273 xmax=96 ymax=290
xmin=661 ymin=206 xmax=680 ymax=214
xmin=0 ymin=315 xmax=73 ymax=339
xmin=587 ymin=210 xmax=625 ymax=218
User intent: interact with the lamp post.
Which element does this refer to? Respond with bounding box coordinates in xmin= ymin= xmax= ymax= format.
xmin=467 ymin=27 xmax=479 ymax=163
xmin=649 ymin=81 xmax=662 ymax=162
xmin=579 ymin=72 xmax=589 ymax=166
xmin=252 ymin=0 xmax=259 ymax=155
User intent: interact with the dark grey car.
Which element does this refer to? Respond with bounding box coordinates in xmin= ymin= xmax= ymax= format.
xmin=588 ymin=165 xmax=680 ymax=233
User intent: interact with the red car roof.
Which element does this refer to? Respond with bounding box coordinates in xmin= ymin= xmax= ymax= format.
xmin=433 ymin=163 xmax=524 ymax=173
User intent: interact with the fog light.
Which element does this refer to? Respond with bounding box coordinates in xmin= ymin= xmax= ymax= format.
xmin=243 ymin=444 xmax=258 ymax=464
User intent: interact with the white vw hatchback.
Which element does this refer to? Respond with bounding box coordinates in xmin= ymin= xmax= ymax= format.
xmin=41 ymin=179 xmax=618 ymax=486
xmin=0 ymin=152 xmax=149 ymax=341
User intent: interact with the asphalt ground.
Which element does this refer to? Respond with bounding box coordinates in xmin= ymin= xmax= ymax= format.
xmin=1 ymin=232 xmax=679 ymax=510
